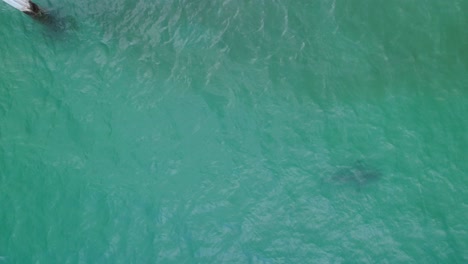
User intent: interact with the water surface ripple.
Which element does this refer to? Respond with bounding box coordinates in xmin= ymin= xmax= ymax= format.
xmin=0 ymin=0 xmax=467 ymax=263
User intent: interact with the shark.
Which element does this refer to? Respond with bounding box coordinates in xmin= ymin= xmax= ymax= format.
xmin=327 ymin=160 xmax=381 ymax=187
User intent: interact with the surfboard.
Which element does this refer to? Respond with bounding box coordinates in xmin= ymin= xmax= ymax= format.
xmin=2 ymin=0 xmax=43 ymax=16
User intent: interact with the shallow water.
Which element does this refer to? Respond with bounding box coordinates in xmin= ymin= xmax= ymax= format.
xmin=1 ymin=0 xmax=467 ymax=263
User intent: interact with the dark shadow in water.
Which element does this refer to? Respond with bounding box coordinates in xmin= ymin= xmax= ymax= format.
xmin=28 ymin=8 xmax=78 ymax=38
xmin=324 ymin=160 xmax=382 ymax=189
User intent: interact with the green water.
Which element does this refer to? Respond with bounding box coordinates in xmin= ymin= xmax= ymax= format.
xmin=1 ymin=0 xmax=467 ymax=263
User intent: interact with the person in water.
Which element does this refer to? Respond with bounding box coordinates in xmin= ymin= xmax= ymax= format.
xmin=3 ymin=0 xmax=70 ymax=34
xmin=2 ymin=0 xmax=45 ymax=17
xmin=24 ymin=1 xmax=44 ymax=17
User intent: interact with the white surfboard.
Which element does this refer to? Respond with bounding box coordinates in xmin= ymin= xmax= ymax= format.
xmin=2 ymin=0 xmax=32 ymax=12
xmin=2 ymin=0 xmax=44 ymax=17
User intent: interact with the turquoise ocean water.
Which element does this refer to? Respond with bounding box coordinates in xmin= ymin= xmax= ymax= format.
xmin=1 ymin=0 xmax=467 ymax=262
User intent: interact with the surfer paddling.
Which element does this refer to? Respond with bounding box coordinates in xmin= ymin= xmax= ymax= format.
xmin=3 ymin=0 xmax=68 ymax=34
xmin=2 ymin=0 xmax=45 ymax=17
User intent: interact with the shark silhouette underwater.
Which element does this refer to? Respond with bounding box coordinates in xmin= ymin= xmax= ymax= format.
xmin=324 ymin=160 xmax=382 ymax=188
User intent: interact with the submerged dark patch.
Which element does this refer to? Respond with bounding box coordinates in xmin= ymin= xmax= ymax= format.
xmin=328 ymin=160 xmax=381 ymax=187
